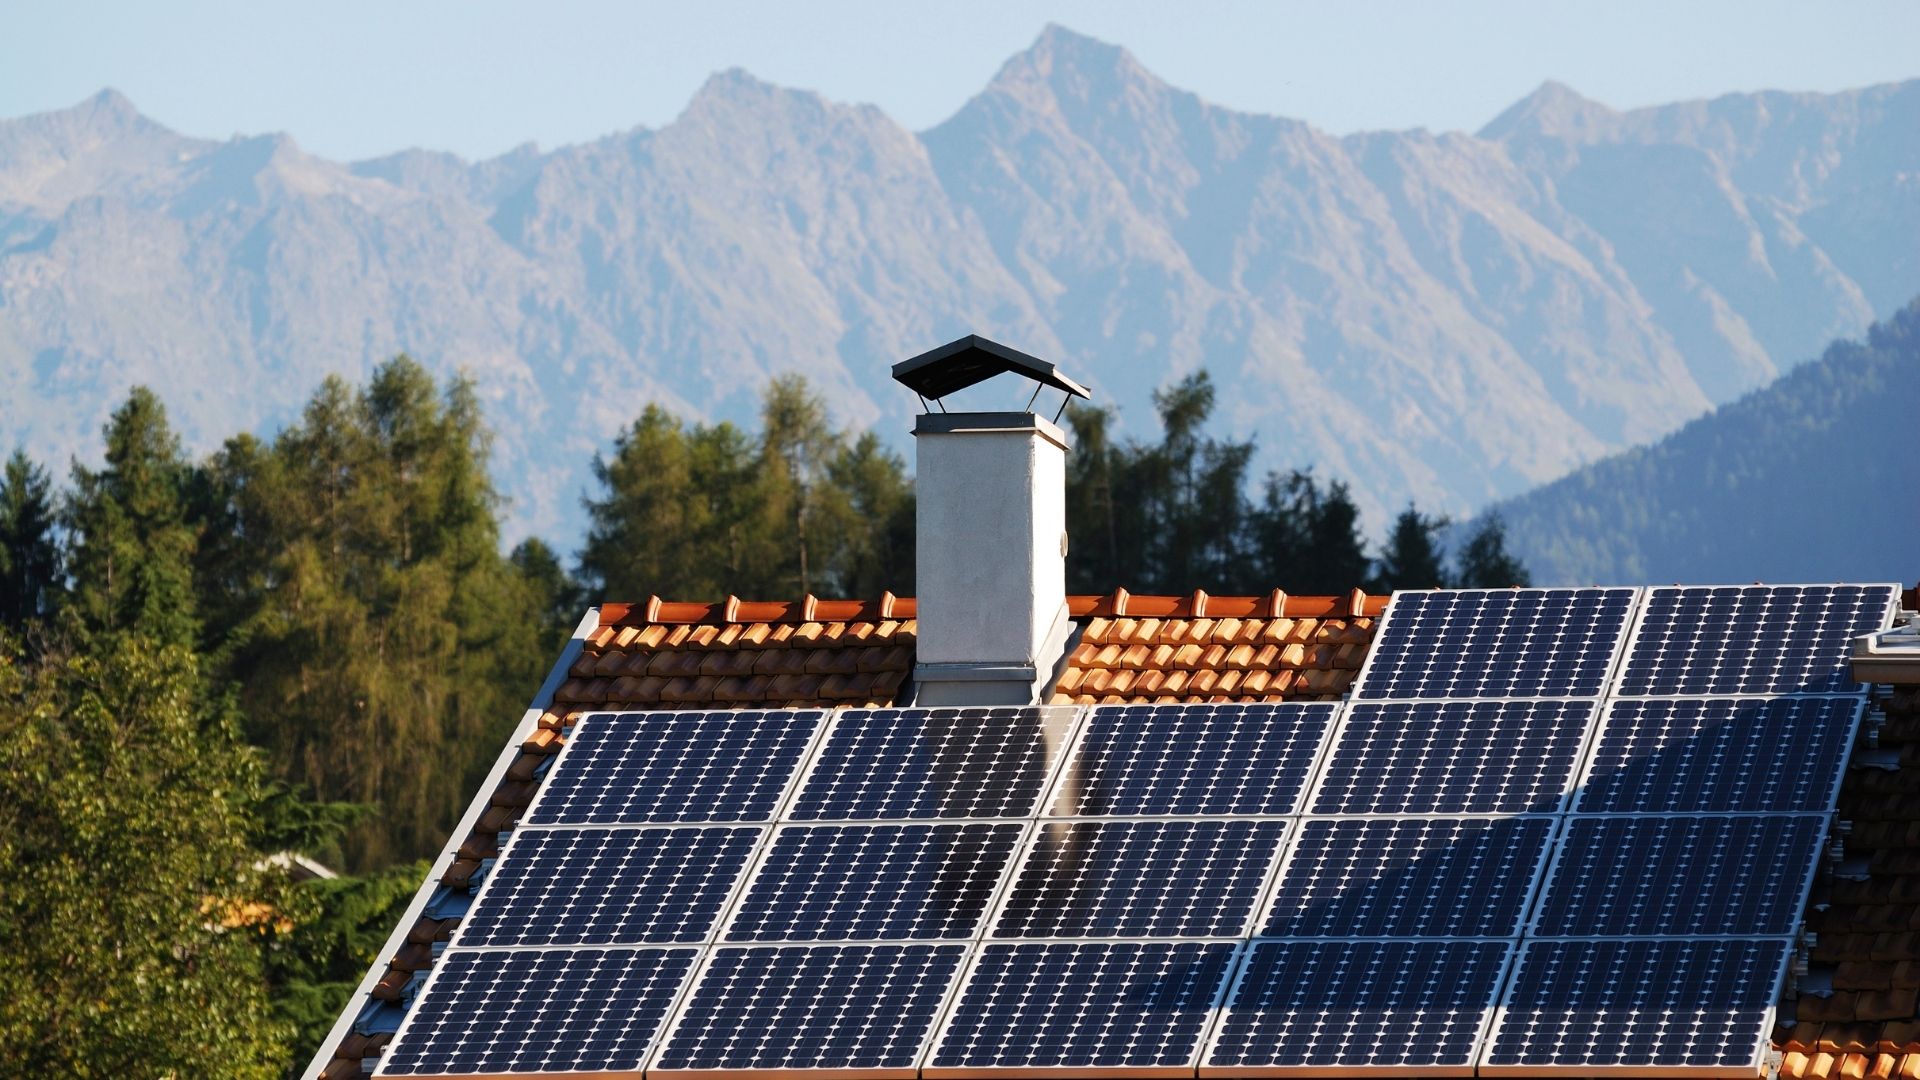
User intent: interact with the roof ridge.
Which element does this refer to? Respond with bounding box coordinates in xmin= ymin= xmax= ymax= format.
xmin=598 ymin=588 xmax=1389 ymax=626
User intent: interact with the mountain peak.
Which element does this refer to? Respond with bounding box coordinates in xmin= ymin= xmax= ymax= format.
xmin=1479 ymin=80 xmax=1618 ymax=141
xmin=977 ymin=23 xmax=1170 ymax=112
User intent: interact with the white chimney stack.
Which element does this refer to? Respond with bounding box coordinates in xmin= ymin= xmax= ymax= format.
xmin=891 ymin=337 xmax=1089 ymax=706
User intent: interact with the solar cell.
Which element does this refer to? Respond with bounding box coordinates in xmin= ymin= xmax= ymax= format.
xmin=376 ymin=947 xmax=697 ymax=1076
xmin=1202 ymin=939 xmax=1509 ymax=1077
xmin=1532 ymin=816 xmax=1826 ymax=937
xmin=1262 ymin=816 xmax=1554 ymax=938
xmin=926 ymin=940 xmax=1237 ymax=1076
xmin=1616 ymin=583 xmax=1897 ymax=697
xmin=527 ymin=709 xmax=825 ymax=825
xmin=724 ymin=822 xmax=1025 ymax=942
xmin=1048 ymin=702 xmax=1335 ymax=816
xmin=1311 ymin=699 xmax=1596 ymax=814
xmin=787 ymin=706 xmax=1079 ymax=820
xmin=1353 ymin=587 xmax=1636 ymax=699
xmin=457 ymin=826 xmax=761 ymax=947
xmin=1479 ymin=938 xmax=1789 ymax=1075
xmin=991 ymin=819 xmax=1287 ymax=938
xmin=1576 ymin=696 xmax=1863 ymax=814
xmin=650 ymin=943 xmax=966 ymax=1076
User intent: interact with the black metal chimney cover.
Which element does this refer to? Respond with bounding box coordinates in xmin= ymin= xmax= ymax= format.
xmin=891 ymin=334 xmax=1091 ymax=403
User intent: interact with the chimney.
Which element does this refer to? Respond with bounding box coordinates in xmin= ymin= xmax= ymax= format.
xmin=893 ymin=336 xmax=1091 ymax=705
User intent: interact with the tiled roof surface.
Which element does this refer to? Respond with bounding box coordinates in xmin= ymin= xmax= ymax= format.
xmin=1780 ymin=684 xmax=1920 ymax=1080
xmin=1053 ymin=588 xmax=1384 ymax=704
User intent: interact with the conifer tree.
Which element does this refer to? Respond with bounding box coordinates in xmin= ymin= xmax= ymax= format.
xmin=221 ymin=358 xmax=547 ymax=869
xmin=64 ymin=389 xmax=200 ymax=647
xmin=0 ymin=449 xmax=61 ymax=631
xmin=1454 ymin=514 xmax=1533 ymax=588
xmin=1371 ymin=505 xmax=1451 ymax=591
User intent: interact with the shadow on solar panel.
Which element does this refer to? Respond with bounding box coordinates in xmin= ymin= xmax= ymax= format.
xmin=789 ymin=706 xmax=1078 ymax=820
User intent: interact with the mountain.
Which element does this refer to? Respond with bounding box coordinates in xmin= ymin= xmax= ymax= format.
xmin=3 ymin=29 xmax=1917 ymax=546
xmin=1486 ymin=296 xmax=1920 ymax=586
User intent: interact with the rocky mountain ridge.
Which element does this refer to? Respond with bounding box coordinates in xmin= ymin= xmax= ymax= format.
xmin=3 ymin=26 xmax=1915 ymax=544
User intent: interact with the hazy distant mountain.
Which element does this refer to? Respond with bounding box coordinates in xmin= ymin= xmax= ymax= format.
xmin=3 ymin=26 xmax=1916 ymax=545
xmin=1487 ymin=296 xmax=1919 ymax=586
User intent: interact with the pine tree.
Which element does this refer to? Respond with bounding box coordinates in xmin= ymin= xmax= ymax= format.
xmin=1454 ymin=514 xmax=1533 ymax=588
xmin=1371 ymin=505 xmax=1452 ymax=591
xmin=0 ymin=634 xmax=291 ymax=1076
xmin=511 ymin=537 xmax=584 ymax=652
xmin=64 ymin=388 xmax=200 ymax=647
xmin=0 ymin=449 xmax=61 ymax=631
xmin=1248 ymin=471 xmax=1371 ymax=594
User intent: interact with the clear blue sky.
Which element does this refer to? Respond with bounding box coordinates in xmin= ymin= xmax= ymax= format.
xmin=5 ymin=1 xmax=1917 ymax=162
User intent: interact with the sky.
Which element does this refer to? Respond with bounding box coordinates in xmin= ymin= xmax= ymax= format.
xmin=4 ymin=1 xmax=1918 ymax=162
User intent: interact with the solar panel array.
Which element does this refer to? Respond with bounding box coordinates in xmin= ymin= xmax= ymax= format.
xmin=376 ymin=582 xmax=1896 ymax=1078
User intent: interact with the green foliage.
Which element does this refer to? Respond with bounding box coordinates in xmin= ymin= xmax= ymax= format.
xmin=1062 ymin=373 xmax=1401 ymax=596
xmin=265 ymin=861 xmax=427 ymax=1064
xmin=0 ymin=449 xmax=61 ymax=632
xmin=208 ymin=357 xmax=553 ymax=870
xmin=511 ymin=537 xmax=585 ymax=654
xmin=63 ymin=388 xmax=201 ymax=648
xmin=1371 ymin=505 xmax=1451 ymax=592
xmin=580 ymin=377 xmax=914 ymax=601
xmin=0 ymin=634 xmax=290 ymax=1077
xmin=1453 ymin=515 xmax=1532 ymax=588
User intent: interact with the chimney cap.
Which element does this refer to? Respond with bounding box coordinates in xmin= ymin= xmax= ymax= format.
xmin=892 ymin=334 xmax=1092 ymax=405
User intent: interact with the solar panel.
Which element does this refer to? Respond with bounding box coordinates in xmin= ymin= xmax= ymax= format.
xmin=651 ymin=943 xmax=967 ymax=1076
xmin=991 ymin=819 xmax=1288 ymax=938
xmin=527 ymin=709 xmax=826 ymax=825
xmin=1479 ymin=938 xmax=1790 ymax=1075
xmin=925 ymin=940 xmax=1237 ymax=1076
xmin=1575 ymin=696 xmax=1863 ymax=814
xmin=1353 ymin=587 xmax=1636 ymax=699
xmin=1048 ymin=702 xmax=1336 ymax=816
xmin=1311 ymin=699 xmax=1597 ymax=814
xmin=1263 ymin=816 xmax=1555 ymax=938
xmin=376 ymin=947 xmax=697 ymax=1076
xmin=724 ymin=822 xmax=1025 ymax=942
xmin=1532 ymin=816 xmax=1826 ymax=937
xmin=787 ymin=706 xmax=1079 ymax=820
xmin=1616 ymin=583 xmax=1897 ymax=697
xmin=1202 ymin=939 xmax=1510 ymax=1077
xmin=457 ymin=826 xmax=761 ymax=947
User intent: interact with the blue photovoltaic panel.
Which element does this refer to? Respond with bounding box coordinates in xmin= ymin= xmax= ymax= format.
xmin=1048 ymin=702 xmax=1335 ymax=816
xmin=927 ymin=941 xmax=1236 ymax=1075
xmin=991 ymin=819 xmax=1287 ymax=938
xmin=725 ymin=822 xmax=1024 ymax=942
xmin=1617 ymin=583 xmax=1897 ymax=696
xmin=528 ymin=709 xmax=825 ymax=825
xmin=458 ymin=826 xmax=760 ymax=947
xmin=1204 ymin=940 xmax=1509 ymax=1075
xmin=377 ymin=947 xmax=696 ymax=1076
xmin=651 ymin=943 xmax=966 ymax=1074
xmin=1576 ymin=697 xmax=1863 ymax=814
xmin=1354 ymin=587 xmax=1636 ymax=699
xmin=1532 ymin=816 xmax=1826 ymax=937
xmin=1263 ymin=816 xmax=1555 ymax=938
xmin=788 ymin=706 xmax=1077 ymax=820
xmin=1481 ymin=938 xmax=1788 ymax=1074
xmin=1312 ymin=700 xmax=1596 ymax=815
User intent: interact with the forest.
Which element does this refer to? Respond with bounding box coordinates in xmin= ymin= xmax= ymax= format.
xmin=0 ymin=357 xmax=1525 ymax=1074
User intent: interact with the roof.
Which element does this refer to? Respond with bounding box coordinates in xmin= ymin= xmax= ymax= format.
xmin=313 ymin=587 xmax=1386 ymax=1079
xmin=312 ymin=584 xmax=1920 ymax=1080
